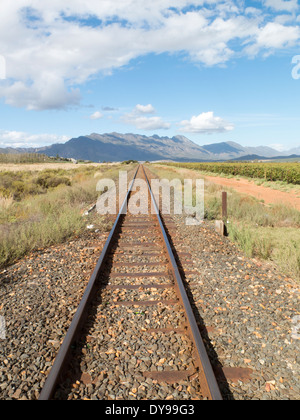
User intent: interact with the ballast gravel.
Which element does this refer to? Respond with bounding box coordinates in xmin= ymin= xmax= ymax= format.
xmin=169 ymin=215 xmax=300 ymax=400
xmin=0 ymin=231 xmax=109 ymax=400
xmin=0 ymin=200 xmax=299 ymax=400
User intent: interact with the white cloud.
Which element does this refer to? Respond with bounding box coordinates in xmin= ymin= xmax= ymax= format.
xmin=134 ymin=104 xmax=156 ymax=114
xmin=0 ymin=77 xmax=81 ymax=111
xmin=90 ymin=111 xmax=103 ymax=120
xmin=0 ymin=1 xmax=300 ymax=110
xmin=0 ymin=130 xmax=69 ymax=148
xmin=245 ymin=21 xmax=300 ymax=56
xmin=263 ymin=0 xmax=298 ymax=13
xmin=122 ymin=104 xmax=170 ymax=130
xmin=245 ymin=7 xmax=262 ymax=16
xmin=257 ymin=21 xmax=299 ymax=49
xmin=179 ymin=111 xmax=234 ymax=134
xmin=127 ymin=116 xmax=171 ymax=130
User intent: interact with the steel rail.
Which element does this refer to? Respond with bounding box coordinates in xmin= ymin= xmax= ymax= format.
xmin=39 ymin=166 xmax=139 ymax=400
xmin=142 ymin=165 xmax=222 ymax=401
xmin=39 ymin=164 xmax=222 ymax=400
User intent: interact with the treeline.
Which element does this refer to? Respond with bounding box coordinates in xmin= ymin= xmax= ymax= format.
xmin=0 ymin=153 xmax=52 ymax=164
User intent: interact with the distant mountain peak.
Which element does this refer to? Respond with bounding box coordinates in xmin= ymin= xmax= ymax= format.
xmin=172 ymin=135 xmax=191 ymax=142
xmin=226 ymin=141 xmax=246 ymax=150
xmin=0 ymin=132 xmax=295 ymax=162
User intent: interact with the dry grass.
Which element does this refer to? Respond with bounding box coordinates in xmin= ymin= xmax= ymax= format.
xmin=0 ymin=195 xmax=13 ymax=210
xmin=0 ymin=162 xmax=116 ymax=172
xmin=0 ymin=163 xmax=137 ymax=269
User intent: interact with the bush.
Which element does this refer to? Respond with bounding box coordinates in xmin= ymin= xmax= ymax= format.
xmin=0 ymin=187 xmax=10 ymax=198
xmin=36 ymin=174 xmax=71 ymax=189
xmin=122 ymin=160 xmax=138 ymax=165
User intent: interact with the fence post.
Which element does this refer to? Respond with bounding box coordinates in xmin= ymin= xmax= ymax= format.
xmin=222 ymin=192 xmax=228 ymax=236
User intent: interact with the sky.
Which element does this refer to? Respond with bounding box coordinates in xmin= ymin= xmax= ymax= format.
xmin=0 ymin=0 xmax=300 ymax=151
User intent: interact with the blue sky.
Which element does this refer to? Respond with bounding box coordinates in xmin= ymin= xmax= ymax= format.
xmin=0 ymin=0 xmax=300 ymax=151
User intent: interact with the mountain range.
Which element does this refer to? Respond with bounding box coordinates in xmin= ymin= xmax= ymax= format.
xmin=0 ymin=132 xmax=299 ymax=162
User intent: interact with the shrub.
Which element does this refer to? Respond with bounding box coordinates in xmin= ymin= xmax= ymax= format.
xmin=36 ymin=174 xmax=71 ymax=189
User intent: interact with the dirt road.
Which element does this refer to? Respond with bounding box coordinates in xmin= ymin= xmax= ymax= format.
xmin=204 ymin=175 xmax=300 ymax=211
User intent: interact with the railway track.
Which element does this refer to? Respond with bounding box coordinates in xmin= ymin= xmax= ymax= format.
xmin=39 ymin=164 xmax=222 ymax=401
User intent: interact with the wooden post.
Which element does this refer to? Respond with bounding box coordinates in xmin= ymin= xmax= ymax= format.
xmin=222 ymin=192 xmax=227 ymax=222
xmin=222 ymin=192 xmax=228 ymax=236
xmin=215 ymin=192 xmax=228 ymax=237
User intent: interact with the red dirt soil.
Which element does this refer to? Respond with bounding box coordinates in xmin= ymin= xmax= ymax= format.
xmin=204 ymin=175 xmax=300 ymax=211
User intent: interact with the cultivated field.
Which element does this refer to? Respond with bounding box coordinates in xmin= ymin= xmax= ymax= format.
xmin=165 ymin=162 xmax=300 ymax=185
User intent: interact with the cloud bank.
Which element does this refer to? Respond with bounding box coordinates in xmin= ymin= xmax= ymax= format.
xmin=0 ymin=130 xmax=69 ymax=148
xmin=0 ymin=1 xmax=299 ymax=110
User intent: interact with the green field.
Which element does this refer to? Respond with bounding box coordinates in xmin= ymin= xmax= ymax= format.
xmin=164 ymin=161 xmax=300 ymax=185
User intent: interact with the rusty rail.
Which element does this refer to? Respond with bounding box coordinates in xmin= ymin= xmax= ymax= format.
xmin=142 ymin=165 xmax=222 ymax=400
xmin=39 ymin=164 xmax=222 ymax=400
xmin=38 ymin=167 xmax=139 ymax=400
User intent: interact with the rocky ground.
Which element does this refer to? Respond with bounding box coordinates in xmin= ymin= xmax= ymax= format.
xmin=169 ymin=214 xmax=300 ymax=400
xmin=0 ymin=230 xmax=110 ymax=400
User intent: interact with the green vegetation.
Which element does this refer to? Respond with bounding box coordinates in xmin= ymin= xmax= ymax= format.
xmin=148 ymin=164 xmax=300 ymax=281
xmin=122 ymin=160 xmax=139 ymax=165
xmin=0 ymin=170 xmax=71 ymax=201
xmin=0 ymin=165 xmax=107 ymax=201
xmin=228 ymin=225 xmax=300 ymax=278
xmin=0 ymin=163 xmax=136 ymax=269
xmin=164 ymin=161 xmax=300 ymax=185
